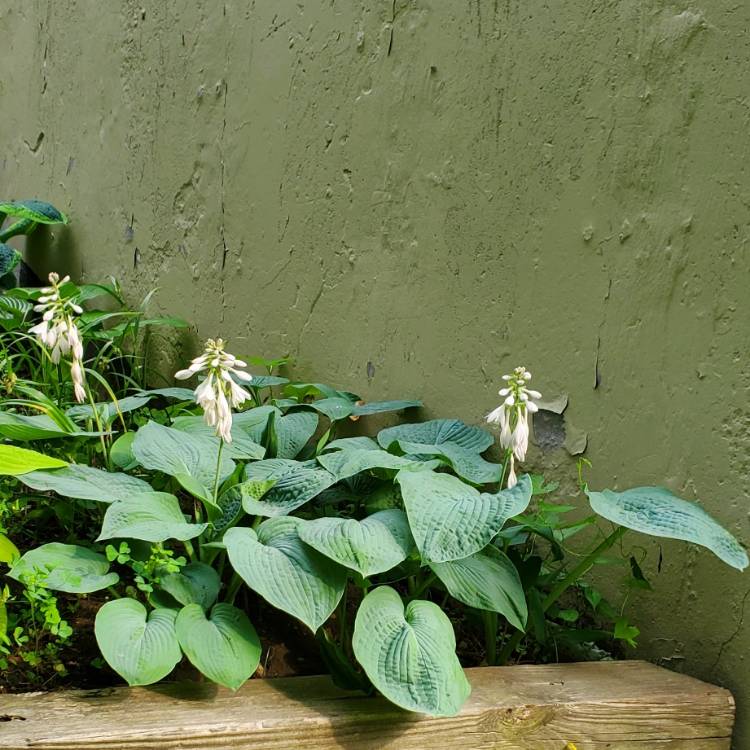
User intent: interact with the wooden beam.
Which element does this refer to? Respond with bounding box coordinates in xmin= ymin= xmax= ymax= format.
xmin=0 ymin=661 xmax=734 ymax=749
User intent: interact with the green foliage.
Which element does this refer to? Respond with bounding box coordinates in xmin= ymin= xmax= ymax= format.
xmin=0 ymin=262 xmax=745 ymax=715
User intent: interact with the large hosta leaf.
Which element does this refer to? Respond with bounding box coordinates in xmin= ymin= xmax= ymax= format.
xmin=378 ymin=418 xmax=494 ymax=453
xmin=224 ymin=519 xmax=346 ymax=631
xmin=298 ymin=510 xmax=415 ymax=578
xmin=19 ymin=464 xmax=151 ymax=503
xmin=0 ymin=200 xmax=68 ymax=224
xmin=176 ymin=603 xmax=261 ymax=691
xmin=0 ymin=445 xmax=66 ymax=475
xmin=98 ymin=492 xmax=207 ymax=543
xmin=323 ymin=436 xmax=380 ymax=452
xmin=131 ymin=421 xmax=235 ymax=505
xmin=171 ymin=415 xmax=265 ymax=460
xmin=0 ymin=243 xmax=21 ymax=276
xmin=9 ymin=543 xmax=118 ymax=593
xmin=397 ymin=470 xmax=532 ymax=563
xmin=588 ymin=487 xmax=749 ymax=571
xmin=160 ymin=562 xmax=221 ymax=609
xmin=95 ymin=599 xmax=181 ymax=686
xmin=352 ymin=586 xmax=470 ymax=716
xmin=269 ymin=411 xmax=319 ymax=458
xmin=398 ymin=441 xmax=502 ymax=484
xmin=243 ymin=459 xmax=336 ymax=516
xmin=233 ymin=406 xmax=279 ymax=442
xmin=317 ymin=448 xmax=422 ymax=481
xmin=430 ymin=546 xmax=527 ymax=630
xmin=351 ymin=399 xmax=422 ymax=417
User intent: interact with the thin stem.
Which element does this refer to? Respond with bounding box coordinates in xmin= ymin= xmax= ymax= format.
xmin=225 ymin=572 xmax=243 ymax=605
xmin=496 ymin=526 xmax=628 ymax=665
xmin=338 ymin=584 xmax=349 ymax=651
xmin=212 ymin=440 xmax=225 ymax=503
xmin=409 ymin=572 xmax=436 ymax=600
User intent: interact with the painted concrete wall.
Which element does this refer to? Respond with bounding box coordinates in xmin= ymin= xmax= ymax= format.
xmin=2 ymin=1 xmax=749 ymax=744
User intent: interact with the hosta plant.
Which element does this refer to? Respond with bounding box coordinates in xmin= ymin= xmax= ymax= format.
xmin=0 ymin=319 xmax=746 ymax=716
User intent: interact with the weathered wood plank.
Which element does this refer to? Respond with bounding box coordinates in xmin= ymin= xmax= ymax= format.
xmin=0 ymin=661 xmax=734 ymax=749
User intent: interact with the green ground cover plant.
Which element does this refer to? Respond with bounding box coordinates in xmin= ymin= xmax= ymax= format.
xmin=0 ymin=206 xmax=746 ymax=715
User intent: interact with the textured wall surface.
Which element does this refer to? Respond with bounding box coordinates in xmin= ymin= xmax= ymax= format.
xmin=2 ymin=1 xmax=749 ymax=745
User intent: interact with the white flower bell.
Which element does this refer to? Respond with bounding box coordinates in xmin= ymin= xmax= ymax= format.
xmin=485 ymin=366 xmax=541 ymax=487
xmin=175 ymin=338 xmax=252 ymax=443
xmin=29 ymin=273 xmax=87 ymax=403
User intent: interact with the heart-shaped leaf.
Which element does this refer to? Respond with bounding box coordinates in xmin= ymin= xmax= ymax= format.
xmin=0 ymin=445 xmax=67 ymax=475
xmin=9 ymin=543 xmax=118 ymax=593
xmin=298 ymin=510 xmax=415 ymax=577
xmin=159 ymin=562 xmax=221 ymax=609
xmin=176 ymin=603 xmax=261 ymax=690
xmin=224 ymin=519 xmax=346 ymax=631
xmin=430 ymin=546 xmax=527 ymax=630
xmin=352 ymin=586 xmax=470 ymax=716
xmin=95 ymin=599 xmax=181 ymax=686
xmin=0 ymin=200 xmax=68 ymax=224
xmin=243 ymin=459 xmax=336 ymax=516
xmin=268 ymin=411 xmax=319 ymax=458
xmin=19 ymin=464 xmax=151 ymax=503
xmin=98 ymin=492 xmax=207 ymax=543
xmin=171 ymin=415 xmax=265 ymax=460
xmin=378 ymin=418 xmax=494 ymax=453
xmin=132 ymin=421 xmax=235 ymax=505
xmin=397 ymin=470 xmax=532 ymax=562
xmin=588 ymin=486 xmax=749 ymax=571
xmin=323 ymin=436 xmax=380 ymax=452
xmin=397 ymin=441 xmax=502 ymax=484
xmin=317 ymin=449 xmax=423 ymax=481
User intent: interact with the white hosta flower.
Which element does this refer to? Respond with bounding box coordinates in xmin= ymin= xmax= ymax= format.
xmin=485 ymin=366 xmax=542 ymax=487
xmin=175 ymin=338 xmax=252 ymax=443
xmin=30 ymin=272 xmax=87 ymax=403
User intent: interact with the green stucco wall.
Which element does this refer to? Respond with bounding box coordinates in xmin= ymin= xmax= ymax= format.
xmin=2 ymin=1 xmax=749 ymax=745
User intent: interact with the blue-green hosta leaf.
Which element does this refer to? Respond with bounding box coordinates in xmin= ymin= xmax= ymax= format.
xmin=283 ymin=382 xmax=357 ymax=402
xmin=95 ymin=599 xmax=181 ymax=686
xmin=176 ymin=603 xmax=261 ymax=691
xmin=131 ymin=421 xmax=235 ymax=505
xmin=160 ymin=562 xmax=221 ymax=609
xmin=247 ymin=375 xmax=289 ymax=389
xmin=396 ymin=470 xmax=532 ymax=563
xmin=233 ymin=405 xmax=279 ymax=442
xmin=352 ymin=586 xmax=470 ymax=716
xmin=0 ymin=445 xmax=67 ymax=475
xmin=224 ymin=519 xmax=346 ymax=631
xmin=9 ymin=543 xmax=118 ymax=593
xmin=137 ymin=387 xmax=196 ymax=401
xmin=323 ymin=436 xmax=380 ymax=452
xmin=66 ymin=396 xmax=151 ymax=424
xmin=430 ymin=546 xmax=527 ymax=630
xmin=351 ymin=399 xmax=422 ymax=416
xmin=588 ymin=487 xmax=749 ymax=571
xmin=110 ymin=432 xmax=137 ymax=470
xmin=270 ymin=411 xmax=319 ymax=458
xmin=243 ymin=459 xmax=336 ymax=517
xmin=0 ymin=200 xmax=68 ymax=224
xmin=297 ymin=398 xmax=355 ymax=421
xmin=97 ymin=492 xmax=207 ymax=543
xmin=395 ymin=441 xmax=502 ymax=484
xmin=213 ymin=479 xmax=276 ymax=533
xmin=298 ymin=509 xmax=415 ymax=577
xmin=378 ymin=418 xmax=494 ymax=453
xmin=171 ymin=415 xmax=265 ymax=460
xmin=0 ymin=412 xmax=104 ymax=442
xmin=316 ymin=448 xmax=424 ymax=481
xmin=19 ymin=464 xmax=151 ymax=503
xmin=0 ymin=244 xmax=21 ymax=276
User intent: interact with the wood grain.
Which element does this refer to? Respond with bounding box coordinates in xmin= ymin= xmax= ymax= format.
xmin=0 ymin=661 xmax=734 ymax=749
